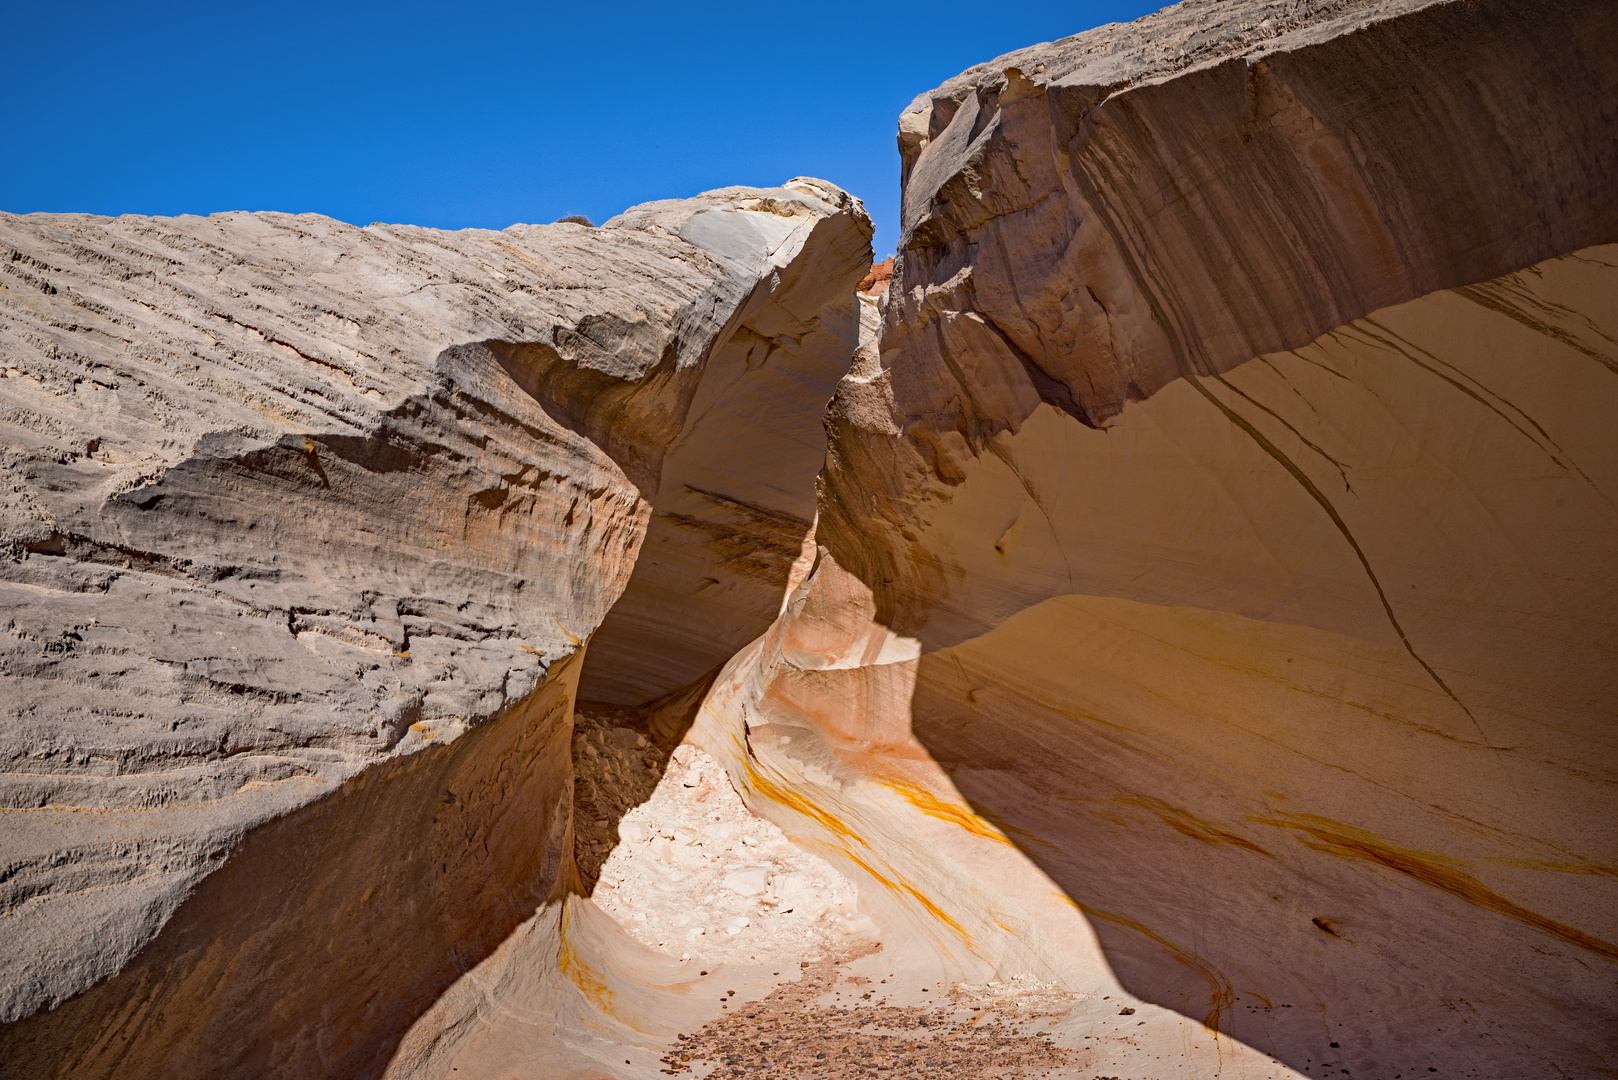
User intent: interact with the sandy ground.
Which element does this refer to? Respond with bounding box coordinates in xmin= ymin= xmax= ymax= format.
xmin=660 ymin=946 xmax=1081 ymax=1079
xmin=573 ymin=706 xmax=875 ymax=968
xmin=569 ymin=706 xmax=1306 ymax=1080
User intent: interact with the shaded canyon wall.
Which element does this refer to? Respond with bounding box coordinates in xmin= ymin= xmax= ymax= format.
xmin=691 ymin=1 xmax=1618 ymax=1078
xmin=0 ymin=183 xmax=872 ymax=1078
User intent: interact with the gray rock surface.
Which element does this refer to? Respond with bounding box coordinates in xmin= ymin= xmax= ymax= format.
xmin=0 ymin=180 xmax=870 ymax=1077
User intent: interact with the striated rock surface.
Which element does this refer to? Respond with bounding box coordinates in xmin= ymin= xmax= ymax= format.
xmin=892 ymin=0 xmax=1616 ymax=430
xmin=3 ymin=0 xmax=1615 ymax=1077
xmin=577 ymin=178 xmax=870 ymax=707
xmin=696 ymin=0 xmax=1618 ymax=1077
xmin=0 ymin=180 xmax=870 ymax=1078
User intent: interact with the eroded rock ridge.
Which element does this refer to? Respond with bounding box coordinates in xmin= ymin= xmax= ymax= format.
xmin=0 ymin=180 xmax=871 ymax=1078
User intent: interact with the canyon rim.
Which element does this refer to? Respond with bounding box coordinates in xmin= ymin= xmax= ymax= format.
xmin=2 ymin=1 xmax=1615 ymax=1078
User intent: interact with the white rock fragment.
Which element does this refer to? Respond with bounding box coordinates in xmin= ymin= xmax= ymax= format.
xmin=588 ymin=743 xmax=871 ymax=968
xmin=837 ymin=913 xmax=879 ymax=937
xmin=723 ymin=867 xmax=772 ymax=897
xmin=704 ymin=822 xmax=739 ymax=843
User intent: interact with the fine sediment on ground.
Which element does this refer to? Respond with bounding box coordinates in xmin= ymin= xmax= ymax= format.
xmin=0 ymin=181 xmax=872 ymax=1078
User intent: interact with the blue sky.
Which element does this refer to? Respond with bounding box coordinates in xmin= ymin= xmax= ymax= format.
xmin=4 ymin=1 xmax=1158 ymax=258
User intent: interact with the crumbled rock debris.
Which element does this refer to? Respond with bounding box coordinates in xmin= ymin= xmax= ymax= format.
xmin=572 ymin=703 xmax=670 ymax=891
xmin=573 ymin=704 xmax=874 ymax=965
xmin=661 ymin=946 xmax=1078 ymax=1079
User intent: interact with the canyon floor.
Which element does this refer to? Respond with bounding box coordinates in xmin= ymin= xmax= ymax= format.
xmin=569 ymin=709 xmax=1327 ymax=1080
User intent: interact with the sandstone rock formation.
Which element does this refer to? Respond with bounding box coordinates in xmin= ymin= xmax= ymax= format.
xmin=687 ymin=0 xmax=1618 ymax=1077
xmin=576 ymin=178 xmax=868 ymax=707
xmin=0 ymin=181 xmax=871 ymax=1078
xmin=3 ymin=0 xmax=1615 ymax=1077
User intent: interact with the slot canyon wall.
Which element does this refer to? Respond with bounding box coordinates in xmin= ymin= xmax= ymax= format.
xmin=688 ymin=0 xmax=1618 ymax=1077
xmin=0 ymin=182 xmax=872 ymax=1077
xmin=0 ymin=0 xmax=1614 ymax=1077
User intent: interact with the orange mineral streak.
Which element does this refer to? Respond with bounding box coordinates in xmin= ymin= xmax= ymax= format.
xmin=1117 ymin=794 xmax=1275 ymax=858
xmin=739 ymin=757 xmax=874 ymax=852
xmin=871 ymin=775 xmax=1016 ymax=848
xmin=1479 ymin=857 xmax=1618 ymax=879
xmin=736 ymin=759 xmax=976 ymax=950
xmin=1254 ymin=814 xmax=1618 ymax=964
xmin=1061 ymin=895 xmax=1236 ymax=1032
xmin=839 ymin=848 xmax=977 ymax=951
xmin=557 ymin=903 xmax=618 ymax=1020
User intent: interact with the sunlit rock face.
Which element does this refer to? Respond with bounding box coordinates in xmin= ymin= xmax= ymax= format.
xmin=0 ymin=181 xmax=870 ymax=1078
xmin=577 ymin=178 xmax=871 ymax=707
xmin=2 ymin=0 xmax=1614 ymax=1077
xmin=700 ymin=0 xmax=1618 ymax=1076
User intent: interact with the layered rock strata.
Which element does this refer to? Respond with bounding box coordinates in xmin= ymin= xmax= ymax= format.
xmin=695 ymin=0 xmax=1618 ymax=1077
xmin=577 ymin=178 xmax=869 ymax=706
xmin=0 ymin=181 xmax=871 ymax=1078
xmin=3 ymin=0 xmax=1615 ymax=1077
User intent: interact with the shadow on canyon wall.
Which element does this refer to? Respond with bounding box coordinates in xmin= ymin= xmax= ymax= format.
xmin=862 ymin=0 xmax=1618 ymax=1070
xmin=904 ymin=634 xmax=1618 ymax=1078
xmin=0 ymin=661 xmax=579 ymax=1080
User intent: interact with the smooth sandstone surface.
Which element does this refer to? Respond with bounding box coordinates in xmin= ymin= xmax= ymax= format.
xmin=0 ymin=182 xmax=871 ymax=1077
xmin=1 ymin=0 xmax=1615 ymax=1077
xmin=578 ymin=178 xmax=869 ymax=707
xmin=692 ymin=1 xmax=1618 ymax=1078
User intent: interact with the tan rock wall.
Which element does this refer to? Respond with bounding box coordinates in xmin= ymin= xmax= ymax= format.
xmin=710 ymin=246 xmax=1618 ymax=1080
xmin=0 ymin=182 xmax=870 ymax=1077
xmin=894 ymin=0 xmax=1617 ymax=427
xmin=694 ymin=2 xmax=1618 ymax=1077
xmin=579 ymin=180 xmax=873 ymax=706
xmin=0 ymin=656 xmax=578 ymax=1080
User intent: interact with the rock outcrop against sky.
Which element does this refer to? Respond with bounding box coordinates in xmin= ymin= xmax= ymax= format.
xmin=701 ymin=0 xmax=1618 ymax=1077
xmin=1 ymin=1 xmax=1614 ymax=1078
xmin=0 ymin=182 xmax=872 ymax=1077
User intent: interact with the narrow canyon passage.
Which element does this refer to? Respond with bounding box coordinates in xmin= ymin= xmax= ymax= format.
xmin=548 ymin=702 xmax=1276 ymax=1080
xmin=2 ymin=1 xmax=1615 ymax=1078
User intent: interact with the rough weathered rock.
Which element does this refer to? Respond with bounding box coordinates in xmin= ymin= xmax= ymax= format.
xmin=4 ymin=0 xmax=1615 ymax=1077
xmin=0 ymin=180 xmax=871 ymax=1077
xmin=577 ymin=177 xmax=870 ymax=707
xmin=696 ymin=1 xmax=1618 ymax=1077
xmin=894 ymin=0 xmax=1617 ymax=431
